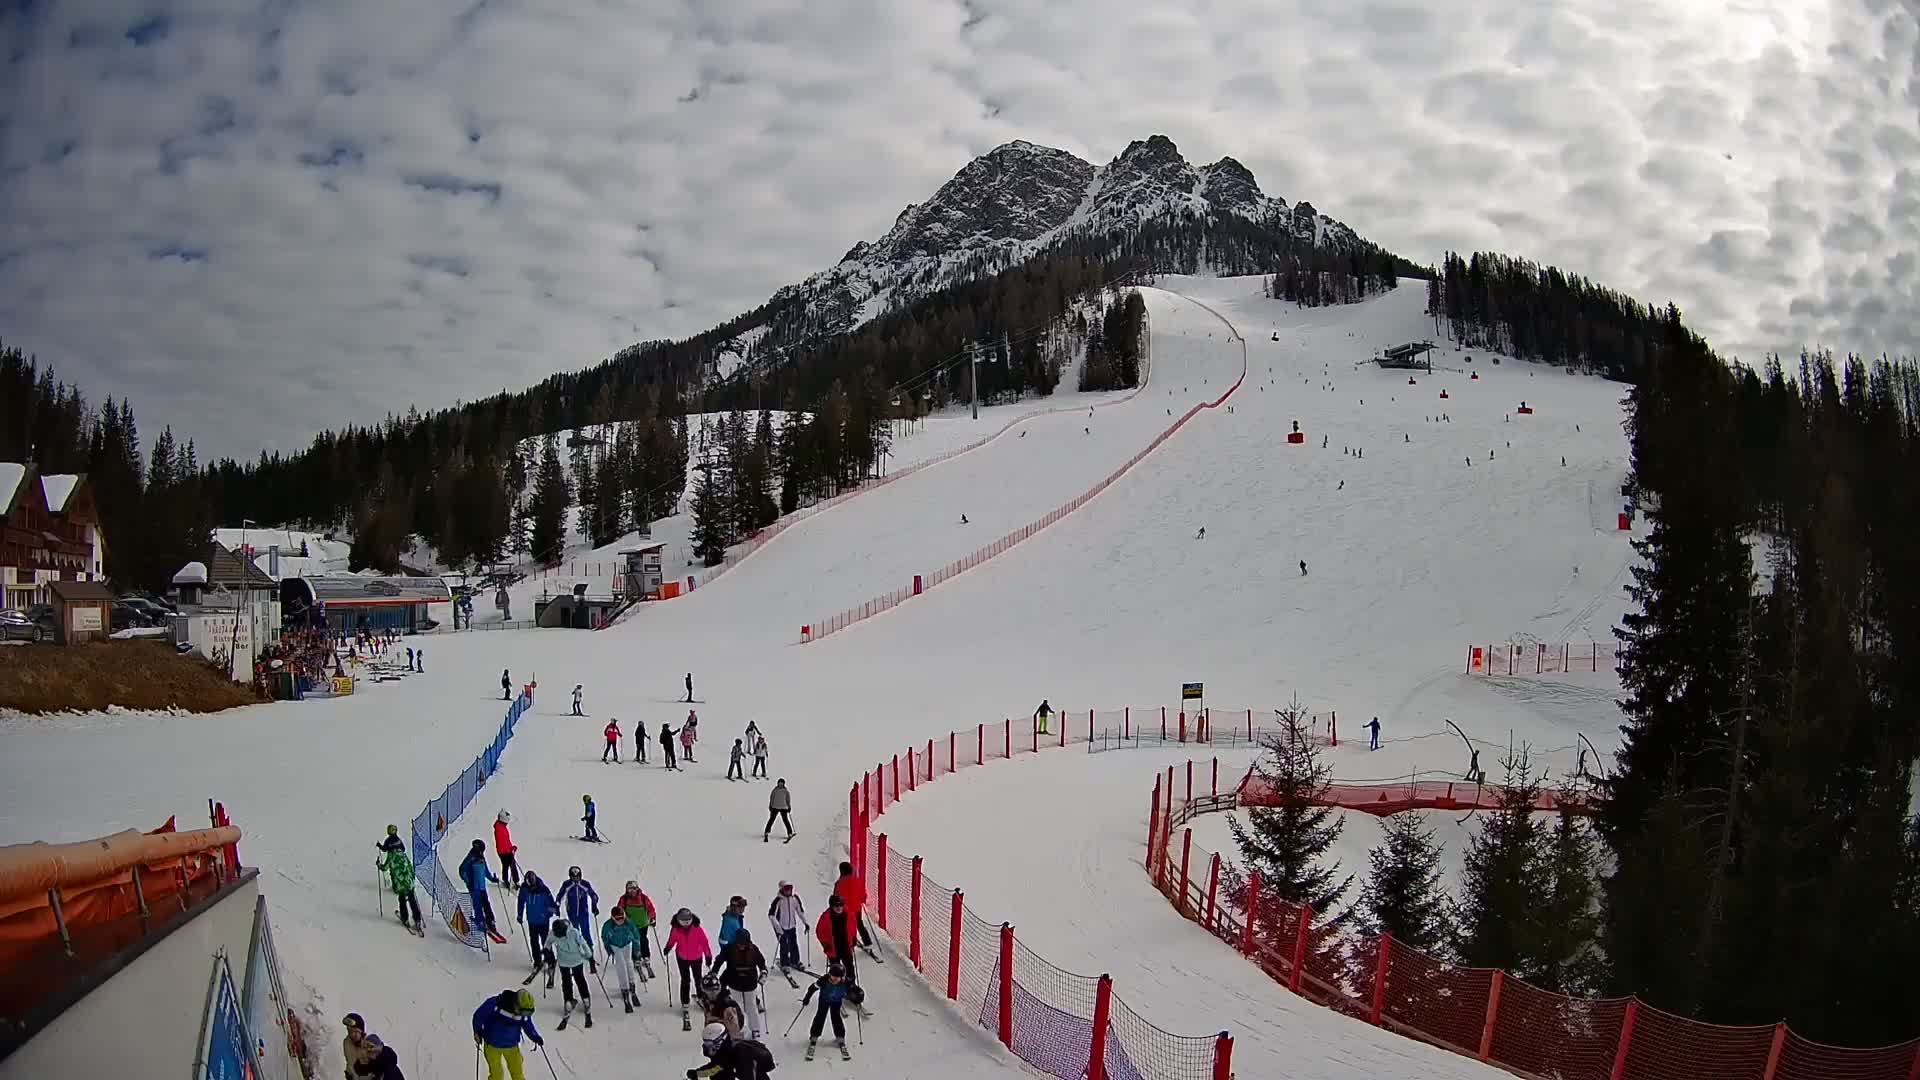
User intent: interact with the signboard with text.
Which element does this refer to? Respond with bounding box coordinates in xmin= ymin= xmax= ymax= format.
xmin=71 ymin=607 xmax=102 ymax=632
xmin=198 ymin=954 xmax=255 ymax=1080
xmin=1181 ymin=682 xmax=1204 ymax=701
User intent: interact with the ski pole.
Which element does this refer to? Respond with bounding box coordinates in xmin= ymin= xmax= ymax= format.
xmin=537 ymin=1043 xmax=561 ymax=1080
xmin=855 ymin=999 xmax=863 ymax=1045
xmin=473 ymin=1042 xmax=480 ymax=1080
xmin=784 ymin=999 xmax=809 ymax=1037
xmin=494 ymin=880 xmax=514 ymax=939
xmin=592 ymin=953 xmax=615 ymax=1010
xmin=376 ymin=865 xmax=385 ymax=918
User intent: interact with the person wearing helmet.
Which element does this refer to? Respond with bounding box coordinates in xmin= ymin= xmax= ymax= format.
xmin=551 ymin=919 xmax=595 ymax=1028
xmin=373 ymin=827 xmax=422 ymax=936
xmin=340 ymin=1011 xmax=381 ymax=1079
xmin=492 ymin=811 xmax=520 ymax=889
xmin=716 ymin=926 xmax=768 ymax=1040
xmin=602 ymin=718 xmax=621 ymax=763
xmin=617 ymin=880 xmax=658 ymax=980
xmin=799 ymin=963 xmax=853 ymax=1060
xmin=458 ymin=840 xmax=504 ymax=943
xmin=472 ymin=989 xmax=543 ymax=1080
xmin=664 ymin=908 xmax=713 ymax=1010
xmin=555 ymin=865 xmax=600 ymax=948
xmin=717 ymin=896 xmax=748 ymax=951
xmin=601 ymin=906 xmax=642 ymax=1012
xmin=687 ymin=1021 xmax=776 ymax=1079
xmin=696 ymin=974 xmax=744 ymax=1039
xmin=766 ymin=882 xmax=805 ymax=972
xmin=515 ymin=872 xmax=557 ymax=986
xmin=579 ymin=795 xmax=600 ymax=842
xmin=659 ymin=723 xmax=679 ymax=771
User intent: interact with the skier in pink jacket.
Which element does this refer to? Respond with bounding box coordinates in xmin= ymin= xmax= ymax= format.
xmin=664 ymin=907 xmax=713 ymax=1012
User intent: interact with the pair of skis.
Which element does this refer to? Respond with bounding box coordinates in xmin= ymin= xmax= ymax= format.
xmin=395 ymin=915 xmax=425 ymax=937
xmin=805 ymin=1040 xmax=852 ymax=1061
xmin=556 ymin=1001 xmax=592 ymax=1030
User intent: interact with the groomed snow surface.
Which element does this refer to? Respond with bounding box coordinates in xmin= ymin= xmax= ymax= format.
xmin=0 ymin=277 xmax=1636 ymax=1080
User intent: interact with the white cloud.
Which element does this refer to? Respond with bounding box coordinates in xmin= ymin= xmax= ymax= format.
xmin=0 ymin=0 xmax=1914 ymax=460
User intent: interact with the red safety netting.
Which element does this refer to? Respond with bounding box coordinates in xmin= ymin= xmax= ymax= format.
xmin=848 ymin=708 xmax=1232 ymax=1080
xmin=801 ymin=350 xmax=1245 ymax=644
xmin=1153 ymin=785 xmax=1920 ymax=1080
xmin=1468 ymin=640 xmax=1622 ymax=677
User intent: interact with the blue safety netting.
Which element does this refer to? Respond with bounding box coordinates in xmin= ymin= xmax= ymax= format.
xmin=411 ymin=692 xmax=531 ymax=954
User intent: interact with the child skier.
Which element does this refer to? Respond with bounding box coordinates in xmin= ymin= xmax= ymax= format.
xmin=659 ymin=723 xmax=679 ymax=770
xmin=1366 ymin=716 xmax=1382 ymax=751
xmin=750 ymin=733 xmax=768 ymax=779
xmin=1033 ymin=698 xmax=1052 ymax=736
xmin=800 ymin=962 xmax=856 ymax=1061
xmin=459 ymin=840 xmax=506 ymax=944
xmin=716 ymin=927 xmax=769 ymax=1040
xmin=727 ymin=739 xmax=745 ymax=781
xmin=633 ymin=720 xmax=648 ymax=764
xmin=617 ymin=880 xmax=658 ymax=980
xmin=555 ymin=866 xmax=600 ymax=948
xmin=690 ymin=1022 xmax=775 ymax=1080
xmin=572 ymin=684 xmax=584 ymax=716
xmin=579 ymin=795 xmax=600 ymax=842
xmin=767 ymin=882 xmax=805 ymax=972
xmin=516 ymin=872 xmax=557 ymax=986
xmin=665 ymin=908 xmax=713 ymax=1020
xmin=550 ymin=920 xmax=594 ymax=1029
xmin=375 ymin=826 xmax=424 ymax=936
xmin=501 ymin=670 xmax=511 ymax=701
xmin=601 ymin=906 xmax=642 ymax=1012
xmin=680 ymin=712 xmax=699 ymax=762
xmin=602 ymin=720 xmax=621 ymax=763
xmin=472 ymin=989 xmax=543 ymax=1080
xmin=717 ymin=896 xmax=747 ymax=951
xmin=493 ymin=811 xmax=520 ymax=888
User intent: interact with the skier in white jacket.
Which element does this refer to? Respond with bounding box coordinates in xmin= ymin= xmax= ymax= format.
xmin=768 ymin=882 xmax=806 ymax=971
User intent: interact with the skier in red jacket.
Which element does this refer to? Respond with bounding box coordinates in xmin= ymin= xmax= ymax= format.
xmin=602 ymin=719 xmax=621 ymax=763
xmin=832 ymin=862 xmax=873 ymax=951
xmin=493 ymin=811 xmax=520 ymax=889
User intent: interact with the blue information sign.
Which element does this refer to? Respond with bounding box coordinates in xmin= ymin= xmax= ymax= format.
xmin=202 ymin=955 xmax=255 ymax=1080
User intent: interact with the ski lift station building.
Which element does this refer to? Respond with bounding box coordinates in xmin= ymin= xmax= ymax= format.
xmin=280 ymin=575 xmax=452 ymax=635
xmin=1374 ymin=341 xmax=1436 ymax=370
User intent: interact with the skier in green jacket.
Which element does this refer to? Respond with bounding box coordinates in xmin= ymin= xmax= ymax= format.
xmin=375 ymin=826 xmax=424 ymax=935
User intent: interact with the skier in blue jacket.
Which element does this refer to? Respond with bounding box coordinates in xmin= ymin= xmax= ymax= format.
xmin=717 ymin=895 xmax=747 ymax=952
xmin=516 ymin=872 xmax=558 ymax=984
xmin=472 ymin=988 xmax=542 ymax=1080
xmin=555 ymin=866 xmax=600 ymax=948
xmin=459 ymin=839 xmax=503 ymax=940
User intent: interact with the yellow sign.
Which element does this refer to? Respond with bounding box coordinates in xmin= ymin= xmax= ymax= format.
xmin=331 ymin=676 xmax=356 ymax=696
xmin=1181 ymin=682 xmax=1204 ymax=700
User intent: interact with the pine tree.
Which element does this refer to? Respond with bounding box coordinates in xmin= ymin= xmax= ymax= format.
xmin=1535 ymin=805 xmax=1603 ymax=994
xmin=687 ymin=463 xmax=729 ymax=567
xmin=1358 ymin=812 xmax=1451 ymax=950
xmin=1228 ymin=700 xmax=1352 ymax=917
xmin=529 ymin=435 xmax=570 ymax=565
xmin=1452 ymin=753 xmax=1552 ymax=976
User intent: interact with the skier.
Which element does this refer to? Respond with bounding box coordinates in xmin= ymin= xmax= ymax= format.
xmin=727 ymin=738 xmax=745 ymax=781
xmin=341 ymin=1012 xmax=383 ymax=1080
xmin=717 ymin=895 xmax=748 ymax=951
xmin=1300 ymin=559 xmax=1308 ymax=576
xmin=501 ymin=669 xmax=512 ymax=701
xmin=768 ymin=882 xmax=805 ymax=972
xmin=681 ymin=712 xmax=699 ymax=762
xmin=471 ymin=989 xmax=543 ymax=1080
xmin=815 ymin=893 xmax=861 ymax=988
xmin=1367 ymin=717 xmax=1381 ymax=750
xmin=696 ymin=975 xmax=746 ymax=1039
xmin=1195 ymin=526 xmax=1205 ymax=540
xmin=459 ymin=839 xmax=506 ymax=943
xmin=800 ymin=963 xmax=856 ymax=1061
xmin=556 ymin=865 xmax=600 ymax=948
xmin=516 ymin=872 xmax=558 ymax=986
xmin=764 ymin=780 xmax=794 ymax=842
xmin=688 ymin=1022 xmax=775 ymax=1080
xmin=374 ymin=826 xmax=423 ymax=936
xmin=660 ymin=723 xmax=679 ymax=770
xmin=634 ymin=720 xmax=649 ymax=764
xmin=750 ymin=733 xmax=769 ymax=779
xmin=551 ymin=919 xmax=595 ymax=1028
xmin=602 ymin=719 xmax=621 ymax=763
xmin=493 ymin=811 xmax=520 ymax=889
xmin=602 ymin=906 xmax=642 ymax=1012
xmin=833 ymin=861 xmax=873 ymax=954
xmin=580 ymin=795 xmax=601 ymax=842
xmin=1033 ymin=698 xmax=1052 ymax=736
xmin=960 ymin=513 xmax=969 ymax=524
xmin=617 ymin=880 xmax=658 ymax=980
xmin=744 ymin=719 xmax=760 ymax=745
xmin=572 ymin=684 xmax=584 ymax=716
xmin=405 ymin=646 xmax=415 ymax=671
xmin=717 ymin=928 xmax=769 ymax=1040
xmin=665 ymin=908 xmax=714 ymax=1017
xmin=684 ymin=672 xmax=694 ymax=703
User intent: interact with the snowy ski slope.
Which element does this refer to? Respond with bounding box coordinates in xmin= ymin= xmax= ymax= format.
xmin=0 ymin=277 xmax=1637 ymax=1080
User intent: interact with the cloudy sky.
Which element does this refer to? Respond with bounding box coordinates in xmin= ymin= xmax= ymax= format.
xmin=2 ymin=0 xmax=1915 ymax=460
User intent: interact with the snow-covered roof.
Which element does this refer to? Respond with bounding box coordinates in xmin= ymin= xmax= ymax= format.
xmin=0 ymin=463 xmax=25 ymax=512
xmin=172 ymin=561 xmax=210 ymax=585
xmin=40 ymin=474 xmax=80 ymax=512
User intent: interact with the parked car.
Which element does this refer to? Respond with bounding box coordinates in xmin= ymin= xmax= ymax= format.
xmin=24 ymin=605 xmax=55 ymax=634
xmin=111 ymin=603 xmax=153 ymax=631
xmin=120 ymin=596 xmax=172 ymax=621
xmin=0 ymin=609 xmax=44 ymax=642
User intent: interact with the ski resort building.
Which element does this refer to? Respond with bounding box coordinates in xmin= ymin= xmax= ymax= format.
xmin=1373 ymin=340 xmax=1436 ymax=369
xmin=280 ymin=574 xmax=452 ymax=635
xmin=0 ymin=464 xmax=105 ymax=610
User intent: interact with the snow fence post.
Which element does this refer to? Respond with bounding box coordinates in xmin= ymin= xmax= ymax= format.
xmin=1760 ymin=1023 xmax=1788 ymax=1080
xmin=1609 ymin=1000 xmax=1639 ymax=1080
xmin=1004 ymin=718 xmax=1011 ymax=759
xmin=1147 ymin=777 xmax=1161 ymax=875
xmin=1161 ymin=706 xmax=1167 ymax=741
xmin=848 ymin=785 xmax=859 ymax=866
xmin=1211 ymin=1032 xmax=1233 ymax=1080
xmin=907 ymin=747 xmax=916 ymax=792
xmin=1241 ymin=871 xmax=1261 ymax=955
xmin=977 ymin=723 xmax=984 ymax=765
xmin=1205 ymin=854 xmax=1221 ymax=929
xmin=1290 ymin=904 xmax=1312 ymax=992
xmin=997 ymin=923 xmax=1015 ymax=1049
xmin=946 ymin=890 xmax=964 ymax=1000
xmin=1087 ymin=975 xmax=1114 ymax=1080
xmin=1186 ymin=759 xmax=1194 ymax=805
xmin=1370 ymin=933 xmax=1392 ymax=1025
xmin=909 ymin=856 xmax=923 ymax=971
xmin=1088 ymin=709 xmax=1094 ymax=743
xmin=948 ymin=731 xmax=956 ymax=773
xmin=1179 ymin=829 xmax=1193 ymax=915
xmin=876 ymin=834 xmax=889 ymax=932
xmin=1178 ymin=710 xmax=1187 ymax=743
xmin=1060 ymin=715 xmax=1067 ymax=748
xmin=1124 ymin=706 xmax=1130 ymax=740
xmin=892 ymin=754 xmax=900 ymax=800
xmin=926 ymin=738 xmax=934 ymax=781
xmin=1478 ymin=970 xmax=1504 ymax=1061
xmin=1212 ymin=757 xmax=1219 ymax=797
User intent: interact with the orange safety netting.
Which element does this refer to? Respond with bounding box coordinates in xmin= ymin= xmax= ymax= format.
xmin=1151 ymin=787 xmax=1920 ymax=1080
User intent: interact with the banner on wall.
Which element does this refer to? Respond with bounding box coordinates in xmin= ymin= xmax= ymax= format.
xmin=196 ymin=952 xmax=255 ymax=1080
